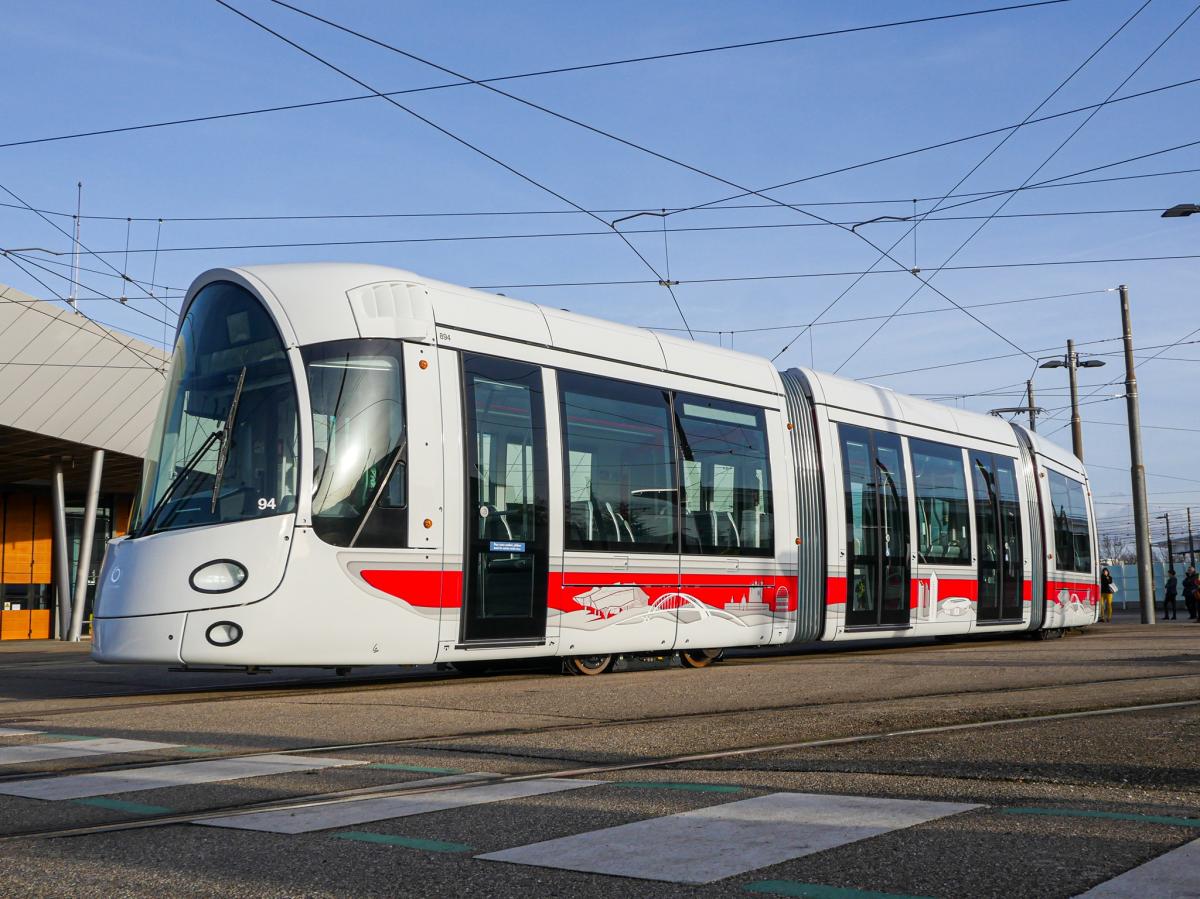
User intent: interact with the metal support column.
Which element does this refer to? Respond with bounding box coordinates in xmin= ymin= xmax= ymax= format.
xmin=1120 ymin=285 xmax=1154 ymax=625
xmin=49 ymin=460 xmax=71 ymax=640
xmin=1026 ymin=380 xmax=1037 ymax=432
xmin=1189 ymin=508 xmax=1196 ymax=566
xmin=68 ymin=449 xmax=104 ymax=641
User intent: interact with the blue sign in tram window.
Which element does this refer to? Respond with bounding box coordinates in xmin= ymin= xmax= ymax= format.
xmin=489 ymin=541 xmax=526 ymax=553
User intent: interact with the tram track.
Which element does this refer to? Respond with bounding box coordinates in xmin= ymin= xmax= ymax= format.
xmin=4 ymin=695 xmax=1200 ymax=844
xmin=0 ymin=630 xmax=1140 ymax=721
xmin=2 ymin=665 xmax=1199 ymax=786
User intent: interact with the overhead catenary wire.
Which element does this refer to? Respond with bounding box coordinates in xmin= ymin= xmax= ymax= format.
xmin=266 ymin=0 xmax=1043 ymax=364
xmin=0 ymin=254 xmax=166 ymax=372
xmin=657 ymin=79 xmax=1199 ymax=223
xmin=0 ymin=178 xmax=177 ymax=319
xmin=7 ymin=163 xmax=1198 ymax=225
xmin=832 ymin=0 xmax=1190 ymax=374
xmin=774 ymin=0 xmax=1153 ymax=368
xmin=4 ymin=249 xmax=185 ymax=295
xmin=5 ymin=252 xmax=177 ymax=332
xmin=644 ymin=288 xmax=1111 ymax=335
xmin=1042 ymin=320 xmax=1200 ymax=430
xmin=0 ymin=1 xmax=1070 ymax=154
xmin=467 ymin=254 xmax=1200 ymax=291
xmin=212 ymin=0 xmax=696 ymax=338
xmin=20 ymin=206 xmax=1183 ymax=256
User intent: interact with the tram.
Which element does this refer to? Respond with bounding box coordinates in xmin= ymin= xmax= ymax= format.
xmin=92 ymin=263 xmax=1099 ymax=674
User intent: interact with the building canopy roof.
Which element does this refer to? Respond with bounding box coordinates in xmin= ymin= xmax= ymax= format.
xmin=0 ymin=283 xmax=169 ymax=494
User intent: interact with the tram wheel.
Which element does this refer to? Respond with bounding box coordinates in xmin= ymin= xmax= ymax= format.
xmin=679 ymin=648 xmax=723 ymax=668
xmin=564 ymin=654 xmax=614 ymax=676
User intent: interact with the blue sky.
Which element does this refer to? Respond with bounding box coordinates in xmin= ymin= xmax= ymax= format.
xmin=2 ymin=0 xmax=1197 ymax=543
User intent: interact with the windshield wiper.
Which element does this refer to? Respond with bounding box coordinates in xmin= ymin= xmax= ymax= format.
xmin=132 ymin=365 xmax=249 ymax=538
xmin=211 ymin=366 xmax=247 ymax=513
xmin=132 ymin=427 xmax=223 ymax=538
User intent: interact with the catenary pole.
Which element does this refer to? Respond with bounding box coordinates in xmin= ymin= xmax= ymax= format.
xmin=1120 ymin=285 xmax=1154 ymax=625
xmin=1067 ymin=338 xmax=1083 ymax=461
xmin=1026 ymin=379 xmax=1037 ymax=431
xmin=1189 ymin=507 xmax=1196 ymax=566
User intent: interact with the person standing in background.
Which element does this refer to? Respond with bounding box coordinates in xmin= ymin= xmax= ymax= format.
xmin=1186 ymin=567 xmax=1199 ymax=621
xmin=1100 ymin=567 xmax=1115 ymax=623
xmin=1165 ymin=569 xmax=1178 ymax=620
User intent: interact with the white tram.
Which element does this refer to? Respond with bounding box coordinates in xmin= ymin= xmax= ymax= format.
xmin=92 ymin=264 xmax=1099 ymax=674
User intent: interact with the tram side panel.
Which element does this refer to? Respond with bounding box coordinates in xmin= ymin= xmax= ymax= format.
xmin=1036 ymin=454 xmax=1100 ymax=628
xmin=803 ymin=376 xmax=1039 ymax=643
xmin=551 ymin=360 xmax=796 ymax=659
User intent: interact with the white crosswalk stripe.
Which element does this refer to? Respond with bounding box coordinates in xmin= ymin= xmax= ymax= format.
xmin=1075 ymin=836 xmax=1200 ymax=898
xmin=0 ymin=753 xmax=364 ymax=801
xmin=480 ymin=791 xmax=982 ymax=884
xmin=0 ymin=738 xmax=176 ymax=766
xmin=0 ymin=727 xmax=42 ymax=738
xmin=199 ymin=776 xmax=604 ymax=834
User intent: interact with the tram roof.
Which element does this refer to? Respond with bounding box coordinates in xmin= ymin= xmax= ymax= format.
xmin=191 ymin=264 xmax=1091 ymax=478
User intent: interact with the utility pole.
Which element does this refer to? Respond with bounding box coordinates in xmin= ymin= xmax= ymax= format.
xmin=1159 ymin=513 xmax=1174 ymax=569
xmin=1189 ymin=507 xmax=1196 ymax=566
xmin=1026 ymin=380 xmax=1036 ymax=432
xmin=1067 ymin=338 xmax=1082 ymax=460
xmin=1121 ymin=284 xmax=1154 ymax=625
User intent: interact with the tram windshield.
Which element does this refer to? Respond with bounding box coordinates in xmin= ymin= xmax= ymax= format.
xmin=134 ymin=282 xmax=299 ymax=534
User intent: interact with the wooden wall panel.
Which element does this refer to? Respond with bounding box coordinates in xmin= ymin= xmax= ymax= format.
xmin=30 ymin=494 xmax=52 ymax=584
xmin=2 ymin=494 xmax=34 ymax=584
xmin=0 ymin=610 xmax=32 ymax=640
xmin=28 ymin=609 xmax=51 ymax=640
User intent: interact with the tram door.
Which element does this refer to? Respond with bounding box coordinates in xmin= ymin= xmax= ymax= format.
xmin=971 ymin=453 xmax=1024 ymax=622
xmin=839 ymin=426 xmax=911 ymax=628
xmin=461 ymin=354 xmax=549 ymax=643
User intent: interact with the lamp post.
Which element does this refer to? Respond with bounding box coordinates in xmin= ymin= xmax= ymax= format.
xmin=1159 ymin=513 xmax=1174 ymax=567
xmin=1162 ymin=203 xmax=1200 ymax=218
xmin=1038 ymin=342 xmax=1106 ymax=461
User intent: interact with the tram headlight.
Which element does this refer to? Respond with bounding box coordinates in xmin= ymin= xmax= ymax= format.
xmin=205 ymin=621 xmax=243 ymax=646
xmin=190 ymin=560 xmax=248 ymax=594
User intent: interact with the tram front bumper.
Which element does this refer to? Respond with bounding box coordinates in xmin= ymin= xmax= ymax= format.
xmin=92 ymin=613 xmax=187 ymax=665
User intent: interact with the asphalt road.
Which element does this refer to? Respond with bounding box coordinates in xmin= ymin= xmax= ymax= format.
xmin=2 ymin=613 xmax=1199 ymax=898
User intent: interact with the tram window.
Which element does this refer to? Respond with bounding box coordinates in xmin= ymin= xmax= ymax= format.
xmin=676 ymin=394 xmax=774 ymax=556
xmin=559 ymin=372 xmax=677 ymax=553
xmin=135 ymin=282 xmax=300 ymax=534
xmin=1048 ymin=470 xmax=1091 ymax=573
xmin=910 ymin=439 xmax=970 ymax=565
xmin=303 ymin=340 xmax=407 ymax=548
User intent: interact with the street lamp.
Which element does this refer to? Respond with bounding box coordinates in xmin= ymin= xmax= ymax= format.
xmin=1037 ymin=342 xmax=1106 ymax=461
xmin=1162 ymin=203 xmax=1200 ymax=218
